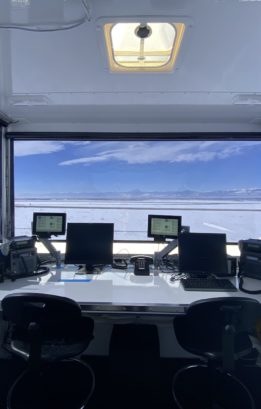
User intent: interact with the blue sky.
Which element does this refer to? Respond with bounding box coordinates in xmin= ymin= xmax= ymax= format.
xmin=14 ymin=140 xmax=261 ymax=196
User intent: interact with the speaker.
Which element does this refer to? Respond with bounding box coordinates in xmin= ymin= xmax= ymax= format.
xmin=227 ymin=256 xmax=237 ymax=276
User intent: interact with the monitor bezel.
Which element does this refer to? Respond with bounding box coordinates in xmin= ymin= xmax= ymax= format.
xmin=32 ymin=212 xmax=66 ymax=237
xmin=64 ymin=222 xmax=114 ymax=267
xmin=178 ymin=232 xmax=228 ymax=276
xmin=147 ymin=214 xmax=182 ymax=241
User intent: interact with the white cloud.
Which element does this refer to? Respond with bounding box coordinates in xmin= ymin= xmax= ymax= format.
xmin=60 ymin=155 xmax=108 ymax=166
xmin=58 ymin=140 xmax=261 ymax=166
xmin=14 ymin=141 xmax=65 ymax=157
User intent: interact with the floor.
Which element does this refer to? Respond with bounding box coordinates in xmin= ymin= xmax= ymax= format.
xmin=1 ymin=355 xmax=261 ymax=409
xmin=0 ymin=355 xmax=187 ymax=409
xmin=0 ymin=323 xmax=261 ymax=409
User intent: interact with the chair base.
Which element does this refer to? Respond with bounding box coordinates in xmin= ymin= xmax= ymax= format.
xmin=7 ymin=359 xmax=95 ymax=409
xmin=172 ymin=364 xmax=255 ymax=409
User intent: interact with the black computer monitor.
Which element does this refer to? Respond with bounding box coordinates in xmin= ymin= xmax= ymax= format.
xmin=147 ymin=215 xmax=182 ymax=242
xmin=64 ymin=223 xmax=114 ymax=272
xmin=32 ymin=212 xmax=66 ymax=238
xmin=178 ymin=232 xmax=228 ymax=276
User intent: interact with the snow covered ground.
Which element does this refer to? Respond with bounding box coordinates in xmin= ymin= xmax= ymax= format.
xmin=15 ymin=199 xmax=261 ymax=242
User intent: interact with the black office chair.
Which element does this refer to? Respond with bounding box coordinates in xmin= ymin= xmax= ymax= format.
xmin=172 ymin=297 xmax=261 ymax=409
xmin=1 ymin=293 xmax=95 ymax=409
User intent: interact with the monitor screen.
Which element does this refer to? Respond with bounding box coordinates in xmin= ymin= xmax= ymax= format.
xmin=147 ymin=215 xmax=182 ymax=241
xmin=64 ymin=223 xmax=114 ymax=271
xmin=32 ymin=212 xmax=66 ymax=237
xmin=178 ymin=232 xmax=228 ymax=276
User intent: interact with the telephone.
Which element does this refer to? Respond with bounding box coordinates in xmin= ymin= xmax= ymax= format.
xmin=130 ymin=255 xmax=153 ymax=276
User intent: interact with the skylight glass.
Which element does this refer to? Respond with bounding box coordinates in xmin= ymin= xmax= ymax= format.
xmin=104 ymin=22 xmax=185 ymax=72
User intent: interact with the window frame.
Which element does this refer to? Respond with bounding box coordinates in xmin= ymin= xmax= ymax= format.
xmin=6 ymin=131 xmax=261 ymax=244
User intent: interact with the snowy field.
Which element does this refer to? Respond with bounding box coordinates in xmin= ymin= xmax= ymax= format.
xmin=15 ymin=199 xmax=261 ymax=242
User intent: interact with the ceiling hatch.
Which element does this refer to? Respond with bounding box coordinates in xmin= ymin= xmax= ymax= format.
xmin=104 ymin=22 xmax=185 ymax=72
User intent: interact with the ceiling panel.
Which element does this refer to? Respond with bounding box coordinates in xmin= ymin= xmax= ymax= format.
xmin=0 ymin=0 xmax=261 ymax=133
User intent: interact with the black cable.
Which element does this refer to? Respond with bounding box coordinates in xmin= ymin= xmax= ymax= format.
xmin=111 ymin=259 xmax=128 ymax=270
xmin=34 ymin=266 xmax=50 ymax=276
xmin=238 ymin=275 xmax=261 ymax=294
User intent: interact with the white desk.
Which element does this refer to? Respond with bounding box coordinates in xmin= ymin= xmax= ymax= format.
xmin=0 ymin=265 xmax=260 ymax=316
xmin=0 ymin=266 xmax=260 ymax=357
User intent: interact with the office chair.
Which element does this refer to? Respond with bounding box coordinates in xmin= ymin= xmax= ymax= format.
xmin=172 ymin=297 xmax=261 ymax=409
xmin=1 ymin=293 xmax=95 ymax=409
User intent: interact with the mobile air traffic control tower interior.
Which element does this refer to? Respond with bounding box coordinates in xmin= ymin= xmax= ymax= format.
xmin=1 ymin=1 xmax=261 ymax=409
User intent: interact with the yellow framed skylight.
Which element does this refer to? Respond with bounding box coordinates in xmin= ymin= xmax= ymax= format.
xmin=104 ymin=22 xmax=185 ymax=72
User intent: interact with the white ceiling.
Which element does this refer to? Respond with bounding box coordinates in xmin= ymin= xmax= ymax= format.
xmin=1 ymin=0 xmax=261 ymax=134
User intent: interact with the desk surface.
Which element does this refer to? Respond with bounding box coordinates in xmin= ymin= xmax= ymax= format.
xmin=0 ymin=265 xmax=260 ymax=315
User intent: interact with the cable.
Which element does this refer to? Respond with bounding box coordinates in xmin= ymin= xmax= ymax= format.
xmin=0 ymin=0 xmax=90 ymax=32
xmin=237 ymin=259 xmax=261 ymax=294
xmin=0 ymin=17 xmax=86 ymax=32
xmin=238 ymin=275 xmax=261 ymax=294
xmin=111 ymin=258 xmax=128 ymax=270
xmin=81 ymin=0 xmax=92 ymax=21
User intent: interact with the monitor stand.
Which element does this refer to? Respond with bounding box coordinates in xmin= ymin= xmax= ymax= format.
xmin=85 ymin=264 xmax=105 ymax=274
xmin=38 ymin=237 xmax=62 ymax=268
xmin=154 ymin=239 xmax=178 ymax=268
xmin=84 ymin=264 xmax=96 ymax=274
xmin=77 ymin=264 xmax=101 ymax=274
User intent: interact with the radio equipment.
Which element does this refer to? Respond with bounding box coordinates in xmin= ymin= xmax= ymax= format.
xmin=238 ymin=239 xmax=261 ymax=280
xmin=239 ymin=239 xmax=261 ymax=255
xmin=0 ymin=236 xmax=37 ymax=280
xmin=9 ymin=236 xmax=36 ymax=251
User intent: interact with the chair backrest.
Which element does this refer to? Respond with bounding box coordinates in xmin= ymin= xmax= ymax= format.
xmin=173 ymin=297 xmax=260 ymax=409
xmin=2 ymin=293 xmax=94 ymax=364
xmin=2 ymin=293 xmax=83 ymax=327
xmin=174 ymin=297 xmax=261 ymax=358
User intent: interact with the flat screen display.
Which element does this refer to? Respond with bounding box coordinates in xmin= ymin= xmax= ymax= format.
xmin=178 ymin=232 xmax=228 ymax=276
xmin=32 ymin=212 xmax=66 ymax=237
xmin=148 ymin=215 xmax=181 ymax=241
xmin=64 ymin=223 xmax=114 ymax=271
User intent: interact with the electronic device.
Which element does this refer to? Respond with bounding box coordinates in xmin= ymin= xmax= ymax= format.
xmin=32 ymin=212 xmax=66 ymax=238
xmin=32 ymin=212 xmax=66 ymax=267
xmin=64 ymin=222 xmax=114 ymax=273
xmin=181 ymin=277 xmax=237 ymax=292
xmin=0 ymin=262 xmax=5 ymax=282
xmin=112 ymin=258 xmax=128 ymax=270
xmin=0 ymin=236 xmax=38 ymax=280
xmin=239 ymin=239 xmax=261 ymax=255
xmin=9 ymin=236 xmax=36 ymax=250
xmin=227 ymin=256 xmax=237 ymax=276
xmin=178 ymin=232 xmax=228 ymax=276
xmin=148 ymin=215 xmax=182 ymax=242
xmin=238 ymin=239 xmax=261 ymax=280
xmin=130 ymin=255 xmax=153 ymax=276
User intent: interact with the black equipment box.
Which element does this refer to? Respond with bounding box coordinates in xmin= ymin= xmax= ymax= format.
xmin=0 ymin=236 xmax=37 ymax=279
xmin=239 ymin=239 xmax=261 ymax=280
xmin=239 ymin=239 xmax=261 ymax=255
xmin=9 ymin=236 xmax=35 ymax=251
xmin=9 ymin=247 xmax=37 ymax=277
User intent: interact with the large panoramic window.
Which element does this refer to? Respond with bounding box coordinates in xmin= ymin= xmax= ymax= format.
xmin=14 ymin=139 xmax=261 ymax=243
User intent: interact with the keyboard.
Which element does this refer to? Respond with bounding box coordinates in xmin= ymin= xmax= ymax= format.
xmin=181 ymin=277 xmax=237 ymax=292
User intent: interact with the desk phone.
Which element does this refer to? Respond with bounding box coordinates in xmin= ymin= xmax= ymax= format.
xmin=130 ymin=255 xmax=153 ymax=276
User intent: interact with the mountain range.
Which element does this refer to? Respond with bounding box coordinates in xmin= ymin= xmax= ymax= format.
xmin=16 ymin=188 xmax=261 ymax=200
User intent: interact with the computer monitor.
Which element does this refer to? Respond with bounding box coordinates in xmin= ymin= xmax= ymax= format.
xmin=64 ymin=223 xmax=114 ymax=272
xmin=178 ymin=232 xmax=228 ymax=276
xmin=148 ymin=215 xmax=182 ymax=242
xmin=32 ymin=212 xmax=66 ymax=238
